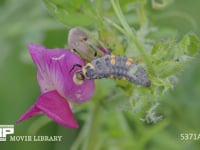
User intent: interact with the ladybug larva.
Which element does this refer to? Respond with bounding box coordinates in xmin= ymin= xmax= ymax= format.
xmin=71 ymin=55 xmax=151 ymax=87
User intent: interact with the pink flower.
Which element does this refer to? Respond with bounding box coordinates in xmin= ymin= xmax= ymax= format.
xmin=17 ymin=43 xmax=95 ymax=128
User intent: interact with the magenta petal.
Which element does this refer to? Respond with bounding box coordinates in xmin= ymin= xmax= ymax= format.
xmin=28 ymin=43 xmax=56 ymax=93
xmin=35 ymin=90 xmax=78 ymax=128
xmin=28 ymin=43 xmax=95 ymax=103
xmin=17 ymin=105 xmax=41 ymax=123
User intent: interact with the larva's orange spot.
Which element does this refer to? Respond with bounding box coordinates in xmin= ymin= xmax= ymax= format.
xmin=109 ymin=74 xmax=114 ymax=78
xmin=86 ymin=63 xmax=95 ymax=69
xmin=122 ymin=76 xmax=127 ymax=80
xmin=110 ymin=55 xmax=116 ymax=65
xmin=125 ymin=58 xmax=133 ymax=66
xmin=82 ymin=67 xmax=87 ymax=77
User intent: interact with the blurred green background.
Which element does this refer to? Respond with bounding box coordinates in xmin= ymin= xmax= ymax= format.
xmin=0 ymin=0 xmax=200 ymax=150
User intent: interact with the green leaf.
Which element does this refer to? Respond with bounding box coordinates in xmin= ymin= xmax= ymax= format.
xmin=187 ymin=34 xmax=200 ymax=56
xmin=43 ymin=0 xmax=96 ymax=26
xmin=151 ymin=33 xmax=200 ymax=78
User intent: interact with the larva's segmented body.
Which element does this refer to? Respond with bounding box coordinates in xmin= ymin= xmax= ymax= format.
xmin=80 ymin=55 xmax=151 ymax=87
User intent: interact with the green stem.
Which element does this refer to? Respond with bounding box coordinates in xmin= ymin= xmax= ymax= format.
xmin=137 ymin=1 xmax=147 ymax=27
xmin=96 ymin=0 xmax=103 ymax=29
xmin=110 ymin=0 xmax=134 ymax=34
xmin=104 ymin=17 xmax=126 ymax=35
xmin=137 ymin=119 xmax=169 ymax=149
xmin=70 ymin=122 xmax=88 ymax=150
xmin=83 ymin=104 xmax=101 ymax=150
xmin=110 ymin=0 xmax=155 ymax=75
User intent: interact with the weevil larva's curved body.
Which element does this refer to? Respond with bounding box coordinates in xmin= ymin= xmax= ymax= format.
xmin=80 ymin=55 xmax=151 ymax=87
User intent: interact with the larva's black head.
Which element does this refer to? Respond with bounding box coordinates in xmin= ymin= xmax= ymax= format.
xmin=70 ymin=64 xmax=86 ymax=85
xmin=81 ymin=63 xmax=97 ymax=79
xmin=75 ymin=71 xmax=85 ymax=80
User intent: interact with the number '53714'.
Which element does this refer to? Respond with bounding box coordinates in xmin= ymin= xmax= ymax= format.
xmin=180 ymin=133 xmax=200 ymax=141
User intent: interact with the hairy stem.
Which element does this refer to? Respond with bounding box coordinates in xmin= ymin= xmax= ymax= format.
xmin=137 ymin=1 xmax=147 ymax=27
xmin=110 ymin=0 xmax=155 ymax=74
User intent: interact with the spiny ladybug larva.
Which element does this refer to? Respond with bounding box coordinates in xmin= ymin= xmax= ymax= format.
xmin=71 ymin=55 xmax=151 ymax=87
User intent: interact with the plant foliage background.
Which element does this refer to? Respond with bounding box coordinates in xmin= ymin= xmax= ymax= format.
xmin=0 ymin=0 xmax=200 ymax=150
